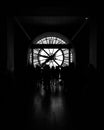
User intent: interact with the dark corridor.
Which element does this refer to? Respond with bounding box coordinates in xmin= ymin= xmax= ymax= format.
xmin=0 ymin=5 xmax=102 ymax=130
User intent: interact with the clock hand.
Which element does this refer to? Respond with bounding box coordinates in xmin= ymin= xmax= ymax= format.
xmin=41 ymin=56 xmax=52 ymax=67
xmin=42 ymin=49 xmax=50 ymax=56
xmin=38 ymin=54 xmax=49 ymax=58
xmin=44 ymin=49 xmax=61 ymax=63
xmin=52 ymin=49 xmax=60 ymax=57
xmin=53 ymin=59 xmax=61 ymax=66
xmin=41 ymin=49 xmax=61 ymax=67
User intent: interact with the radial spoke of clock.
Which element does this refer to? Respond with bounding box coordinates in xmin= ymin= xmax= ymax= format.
xmin=53 ymin=59 xmax=60 ymax=66
xmin=49 ymin=60 xmax=52 ymax=67
xmin=51 ymin=38 xmax=54 ymax=44
xmin=57 ymin=40 xmax=62 ymax=44
xmin=55 ymin=54 xmax=63 ymax=57
xmin=39 ymin=58 xmax=46 ymax=63
xmin=42 ymin=49 xmax=50 ymax=56
xmin=49 ymin=49 xmax=51 ymax=55
xmin=38 ymin=54 xmax=49 ymax=58
xmin=34 ymin=53 xmax=48 ymax=58
xmin=39 ymin=58 xmax=47 ymax=63
xmin=41 ymin=57 xmax=51 ymax=67
xmin=55 ymin=58 xmax=63 ymax=61
xmin=56 ymin=53 xmax=69 ymax=57
xmin=51 ymin=60 xmax=54 ymax=67
xmin=53 ymin=49 xmax=60 ymax=56
xmin=55 ymin=38 xmax=57 ymax=44
xmin=49 ymin=39 xmax=51 ymax=44
xmin=45 ymin=38 xmax=48 ymax=44
xmin=41 ymin=39 xmax=44 ymax=44
xmin=52 ymin=49 xmax=54 ymax=55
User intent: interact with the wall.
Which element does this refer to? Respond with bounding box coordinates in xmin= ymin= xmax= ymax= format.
xmin=0 ymin=17 xmax=7 ymax=73
xmin=7 ymin=17 xmax=14 ymax=73
xmin=89 ymin=16 xmax=97 ymax=69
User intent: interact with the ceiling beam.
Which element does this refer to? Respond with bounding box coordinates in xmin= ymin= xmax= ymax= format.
xmin=14 ymin=16 xmax=31 ymax=40
xmin=71 ymin=17 xmax=89 ymax=41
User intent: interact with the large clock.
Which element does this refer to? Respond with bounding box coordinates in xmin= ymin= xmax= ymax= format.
xmin=38 ymin=48 xmax=67 ymax=68
xmin=28 ymin=33 xmax=70 ymax=68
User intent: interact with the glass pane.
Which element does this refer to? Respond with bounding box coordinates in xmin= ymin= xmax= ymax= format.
xmin=36 ymin=37 xmax=66 ymax=44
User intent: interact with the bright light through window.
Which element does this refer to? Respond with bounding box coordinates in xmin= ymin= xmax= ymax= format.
xmin=38 ymin=49 xmax=64 ymax=68
xmin=28 ymin=35 xmax=73 ymax=68
xmin=36 ymin=37 xmax=66 ymax=45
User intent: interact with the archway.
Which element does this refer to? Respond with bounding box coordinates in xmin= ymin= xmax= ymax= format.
xmin=27 ymin=32 xmax=76 ymax=92
xmin=27 ymin=32 xmax=76 ymax=69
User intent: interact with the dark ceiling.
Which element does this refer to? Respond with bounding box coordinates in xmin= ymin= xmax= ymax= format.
xmin=9 ymin=2 xmax=91 ymax=41
xmin=14 ymin=16 xmax=89 ymax=41
xmin=17 ymin=16 xmax=85 ymax=25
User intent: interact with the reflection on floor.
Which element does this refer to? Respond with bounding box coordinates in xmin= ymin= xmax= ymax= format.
xmin=32 ymin=78 xmax=70 ymax=130
xmin=23 ymin=74 xmax=72 ymax=130
xmin=36 ymin=73 xmax=64 ymax=93
xmin=2 ymin=65 xmax=98 ymax=130
xmin=23 ymin=72 xmax=89 ymax=130
xmin=2 ymin=68 xmax=91 ymax=130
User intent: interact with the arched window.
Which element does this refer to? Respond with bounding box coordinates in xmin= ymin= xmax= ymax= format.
xmin=28 ymin=32 xmax=74 ymax=68
xmin=35 ymin=37 xmax=66 ymax=45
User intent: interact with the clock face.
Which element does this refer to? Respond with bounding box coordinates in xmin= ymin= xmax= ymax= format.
xmin=28 ymin=35 xmax=70 ymax=68
xmin=38 ymin=49 xmax=64 ymax=68
xmin=29 ymin=48 xmax=69 ymax=68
